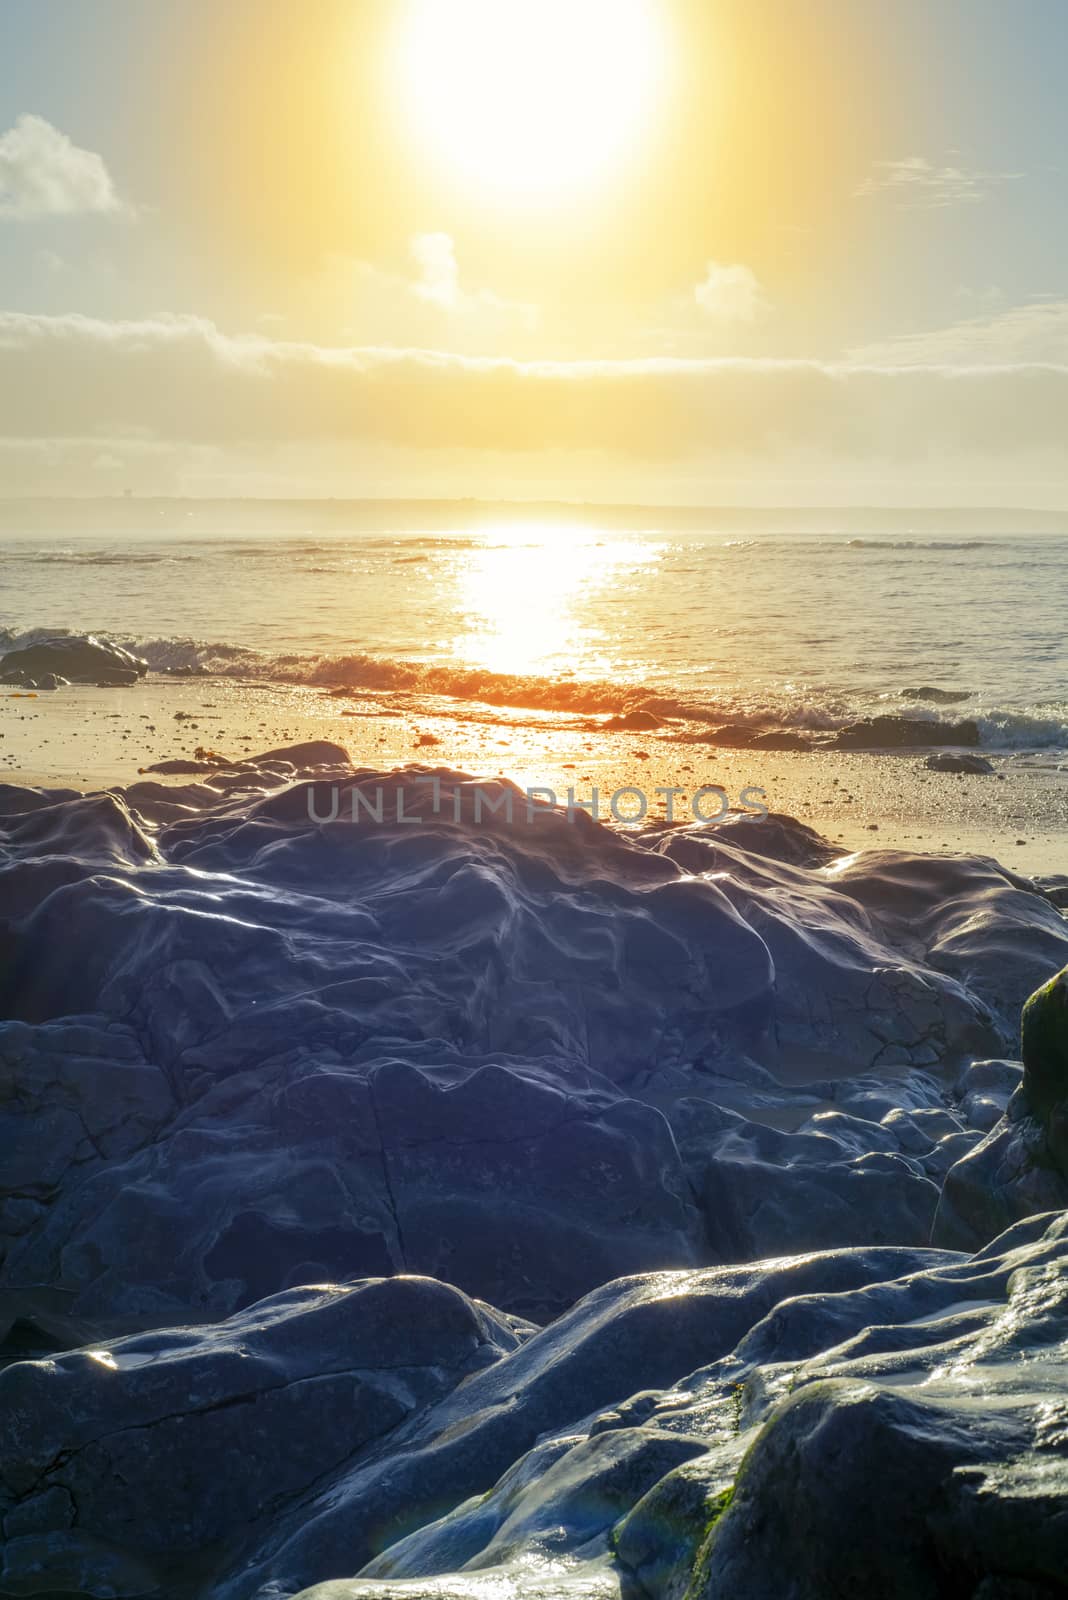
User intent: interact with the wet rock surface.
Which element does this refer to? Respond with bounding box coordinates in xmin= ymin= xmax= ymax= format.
xmin=0 ymin=745 xmax=1066 ymax=1597
xmin=934 ymin=967 xmax=1068 ymax=1251
xmin=830 ymin=715 xmax=981 ymax=750
xmin=0 ymin=1217 xmax=1064 ymax=1599
xmin=0 ymin=633 xmax=148 ymax=687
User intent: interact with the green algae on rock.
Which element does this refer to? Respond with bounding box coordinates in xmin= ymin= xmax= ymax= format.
xmin=1021 ymin=965 xmax=1068 ymax=1119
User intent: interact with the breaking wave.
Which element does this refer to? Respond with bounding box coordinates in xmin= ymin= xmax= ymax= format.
xmin=3 ymin=623 xmax=1066 ymax=751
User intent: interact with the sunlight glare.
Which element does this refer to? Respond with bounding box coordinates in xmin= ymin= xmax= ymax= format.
xmin=450 ymin=525 xmax=659 ymax=679
xmin=396 ymin=0 xmax=667 ymax=201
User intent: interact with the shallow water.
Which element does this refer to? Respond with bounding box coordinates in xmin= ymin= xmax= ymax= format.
xmin=2 ymin=520 xmax=1066 ymax=750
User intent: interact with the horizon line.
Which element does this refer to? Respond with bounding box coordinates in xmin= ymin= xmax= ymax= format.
xmin=2 ymin=494 xmax=1067 ymax=520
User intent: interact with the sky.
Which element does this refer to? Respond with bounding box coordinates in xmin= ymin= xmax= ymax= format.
xmin=0 ymin=0 xmax=1066 ymax=506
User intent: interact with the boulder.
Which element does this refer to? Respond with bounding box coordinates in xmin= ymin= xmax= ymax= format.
xmin=0 ymin=1276 xmax=523 ymax=1594
xmin=1021 ymin=964 xmax=1068 ymax=1119
xmin=699 ymin=1365 xmax=1068 ymax=1600
xmin=901 ymin=686 xmax=971 ymax=704
xmin=934 ymin=973 xmax=1068 ymax=1250
xmin=831 ymin=716 xmax=980 ymax=749
xmin=0 ymin=635 xmax=147 ymax=687
xmin=236 ymin=1243 xmax=951 ymax=1595
xmin=925 ymin=751 xmax=996 ymax=774
xmin=695 ymin=722 xmax=813 ymax=751
xmin=3 ymin=1200 xmax=1066 ymax=1600
xmin=2 ymin=671 xmax=69 ymax=691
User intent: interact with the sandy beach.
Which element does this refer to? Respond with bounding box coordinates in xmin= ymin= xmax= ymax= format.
xmin=4 ymin=673 xmax=1067 ymax=875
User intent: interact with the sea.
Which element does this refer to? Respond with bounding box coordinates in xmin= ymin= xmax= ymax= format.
xmin=2 ymin=506 xmax=1066 ymax=752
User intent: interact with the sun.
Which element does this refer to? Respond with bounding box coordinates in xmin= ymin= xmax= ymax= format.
xmin=395 ymin=0 xmax=668 ymax=202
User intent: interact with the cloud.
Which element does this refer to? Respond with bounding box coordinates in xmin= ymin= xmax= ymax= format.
xmin=316 ymin=235 xmax=537 ymax=343
xmin=851 ymin=299 xmax=1068 ymax=367
xmin=855 ymin=156 xmax=1018 ymax=209
xmin=410 ymin=232 xmax=460 ymax=309
xmin=694 ymin=261 xmax=767 ymax=321
xmin=0 ymin=114 xmax=129 ymax=220
xmin=408 ymin=232 xmax=537 ymax=326
xmin=0 ymin=313 xmax=1066 ymax=469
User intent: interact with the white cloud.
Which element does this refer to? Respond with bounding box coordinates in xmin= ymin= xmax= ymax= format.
xmin=316 ymin=235 xmax=537 ymax=342
xmin=408 ymin=231 xmax=537 ymax=327
xmin=0 ymin=313 xmax=1065 ymax=472
xmin=0 ymin=114 xmax=129 ymax=220
xmin=851 ymin=299 xmax=1068 ymax=367
xmin=410 ymin=232 xmax=460 ymax=309
xmin=855 ymin=155 xmax=1018 ymax=209
xmin=694 ymin=261 xmax=767 ymax=321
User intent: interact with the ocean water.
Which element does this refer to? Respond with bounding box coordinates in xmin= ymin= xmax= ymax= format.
xmin=1 ymin=520 xmax=1066 ymax=750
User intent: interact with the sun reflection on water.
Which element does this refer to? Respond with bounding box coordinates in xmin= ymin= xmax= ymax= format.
xmin=447 ymin=524 xmax=662 ymax=679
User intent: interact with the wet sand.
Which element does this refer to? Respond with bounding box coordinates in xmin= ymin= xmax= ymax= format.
xmin=2 ymin=674 xmax=1067 ymax=875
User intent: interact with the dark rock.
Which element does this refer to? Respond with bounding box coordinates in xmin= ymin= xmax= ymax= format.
xmin=0 ymin=764 xmax=776 ymax=1321
xmin=142 ymin=757 xmax=243 ymax=775
xmin=28 ymin=672 xmax=67 ymax=691
xmin=956 ymin=1057 xmax=1024 ymax=1133
xmin=901 ymin=686 xmax=972 ymax=704
xmin=831 ymin=715 xmax=981 ymax=749
xmin=1035 ymin=874 xmax=1068 ymax=909
xmin=252 ymin=1244 xmax=951 ymax=1593
xmin=933 ymin=1108 xmax=1068 ymax=1251
xmin=694 ymin=722 xmax=813 ymax=751
xmin=364 ymin=1060 xmax=703 ymax=1321
xmin=1021 ymin=964 xmax=1068 ymax=1119
xmin=812 ymin=848 xmax=1068 ymax=1028
xmin=613 ymin=1452 xmax=737 ymax=1600
xmin=0 ymin=1276 xmax=522 ymax=1592
xmin=925 ymin=751 xmax=996 ymax=774
xmin=3 ymin=1196 xmax=1067 ymax=1600
xmin=658 ymin=809 xmax=840 ymax=868
xmin=671 ymin=1098 xmax=942 ymax=1259
xmin=700 ymin=1369 xmax=1068 ymax=1600
xmin=602 ymin=709 xmax=663 ymax=731
xmin=249 ymin=738 xmax=353 ymax=768
xmin=0 ymin=634 xmax=147 ymax=687
xmin=1 ymin=746 xmax=1066 ymax=1600
xmin=935 ymin=975 xmax=1068 ymax=1250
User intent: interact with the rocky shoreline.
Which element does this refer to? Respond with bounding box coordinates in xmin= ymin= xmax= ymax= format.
xmin=1 ymin=744 xmax=1066 ymax=1597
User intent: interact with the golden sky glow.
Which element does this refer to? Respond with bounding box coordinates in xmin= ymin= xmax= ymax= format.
xmin=2 ymin=1 xmax=1067 ymax=504
xmin=394 ymin=0 xmax=669 ymax=203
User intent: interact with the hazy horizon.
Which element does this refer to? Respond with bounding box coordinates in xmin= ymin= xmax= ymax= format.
xmin=3 ymin=495 xmax=1068 ymax=530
